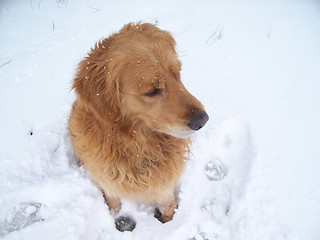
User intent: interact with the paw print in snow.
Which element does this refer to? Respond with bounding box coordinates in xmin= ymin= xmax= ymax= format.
xmin=0 ymin=202 xmax=43 ymax=236
xmin=205 ymin=159 xmax=227 ymax=181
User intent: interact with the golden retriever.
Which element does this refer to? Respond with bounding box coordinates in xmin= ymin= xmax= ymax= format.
xmin=68 ymin=22 xmax=208 ymax=230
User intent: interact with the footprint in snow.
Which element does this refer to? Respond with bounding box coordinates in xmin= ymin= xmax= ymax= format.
xmin=205 ymin=159 xmax=227 ymax=181
xmin=0 ymin=202 xmax=43 ymax=236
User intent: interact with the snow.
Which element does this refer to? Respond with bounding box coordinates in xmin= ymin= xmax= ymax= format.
xmin=1 ymin=0 xmax=320 ymax=239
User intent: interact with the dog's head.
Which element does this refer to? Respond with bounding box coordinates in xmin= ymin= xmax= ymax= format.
xmin=73 ymin=23 xmax=208 ymax=138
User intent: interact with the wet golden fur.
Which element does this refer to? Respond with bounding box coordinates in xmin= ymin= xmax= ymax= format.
xmin=68 ymin=23 xmax=206 ymax=222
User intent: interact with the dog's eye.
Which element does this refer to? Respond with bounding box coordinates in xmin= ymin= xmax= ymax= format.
xmin=144 ymin=88 xmax=161 ymax=97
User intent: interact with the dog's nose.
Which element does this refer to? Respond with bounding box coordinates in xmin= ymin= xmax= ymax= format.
xmin=187 ymin=111 xmax=209 ymax=131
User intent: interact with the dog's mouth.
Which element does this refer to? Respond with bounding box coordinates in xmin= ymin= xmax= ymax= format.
xmin=149 ymin=124 xmax=196 ymax=139
xmin=145 ymin=111 xmax=209 ymax=138
xmin=166 ymin=129 xmax=196 ymax=138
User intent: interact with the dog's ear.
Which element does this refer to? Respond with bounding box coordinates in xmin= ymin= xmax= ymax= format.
xmin=72 ymin=42 xmax=121 ymax=123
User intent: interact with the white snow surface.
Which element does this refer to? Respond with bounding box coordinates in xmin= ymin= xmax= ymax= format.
xmin=1 ymin=0 xmax=320 ymax=239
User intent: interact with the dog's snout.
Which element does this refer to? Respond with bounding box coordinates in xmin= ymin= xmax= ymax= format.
xmin=187 ymin=111 xmax=209 ymax=131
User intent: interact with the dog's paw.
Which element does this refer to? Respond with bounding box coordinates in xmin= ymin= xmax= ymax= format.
xmin=205 ymin=159 xmax=227 ymax=181
xmin=153 ymin=207 xmax=174 ymax=223
xmin=115 ymin=216 xmax=136 ymax=232
xmin=154 ymin=207 xmax=165 ymax=223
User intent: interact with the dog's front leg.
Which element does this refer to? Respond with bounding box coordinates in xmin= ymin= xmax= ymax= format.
xmin=154 ymin=193 xmax=177 ymax=223
xmin=103 ymin=193 xmax=121 ymax=215
xmin=160 ymin=199 xmax=177 ymax=222
xmin=103 ymin=193 xmax=137 ymax=232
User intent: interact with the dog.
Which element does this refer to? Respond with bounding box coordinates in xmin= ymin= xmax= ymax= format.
xmin=68 ymin=22 xmax=208 ymax=230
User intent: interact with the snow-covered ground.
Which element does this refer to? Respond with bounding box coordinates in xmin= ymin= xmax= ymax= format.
xmin=1 ymin=0 xmax=320 ymax=239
